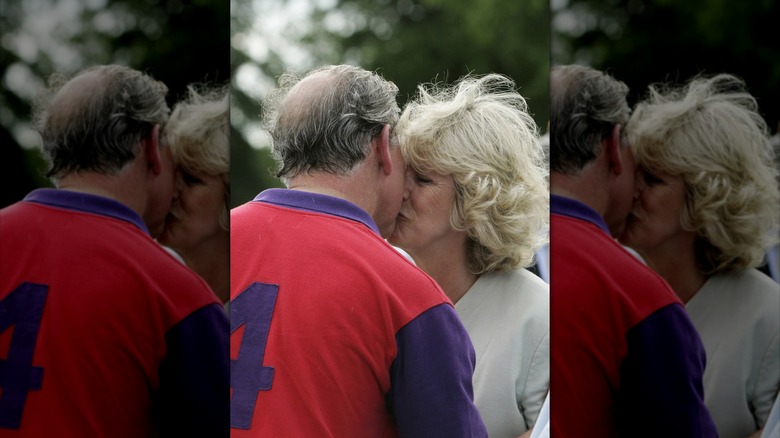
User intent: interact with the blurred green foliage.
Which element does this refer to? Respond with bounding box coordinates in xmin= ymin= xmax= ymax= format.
xmin=553 ymin=0 xmax=780 ymax=129
xmin=5 ymin=1 xmax=778 ymax=209
xmin=311 ymin=0 xmax=550 ymax=123
xmin=0 ymin=0 xmax=229 ymax=207
xmin=231 ymin=0 xmax=551 ymax=206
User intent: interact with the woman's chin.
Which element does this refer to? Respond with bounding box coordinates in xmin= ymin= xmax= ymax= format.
xmin=387 ymin=217 xmax=405 ymax=241
xmin=157 ymin=227 xmax=179 ymax=247
xmin=386 ymin=231 xmax=401 ymax=246
xmin=618 ymin=216 xmax=639 ymax=243
xmin=618 ymin=228 xmax=648 ymax=255
xmin=617 ymin=227 xmax=630 ymax=243
xmin=387 ymin=228 xmax=411 ymax=249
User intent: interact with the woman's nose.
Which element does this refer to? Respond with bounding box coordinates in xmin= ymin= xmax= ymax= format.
xmin=402 ymin=170 xmax=415 ymax=201
xmin=173 ymin=169 xmax=185 ymax=199
xmin=633 ymin=172 xmax=645 ymax=198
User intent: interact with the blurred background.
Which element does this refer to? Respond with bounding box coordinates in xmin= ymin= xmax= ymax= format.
xmin=0 ymin=0 xmax=229 ymax=208
xmin=4 ymin=1 xmax=777 ymax=208
xmin=230 ymin=0 xmax=550 ymax=206
xmin=552 ymin=0 xmax=780 ymax=133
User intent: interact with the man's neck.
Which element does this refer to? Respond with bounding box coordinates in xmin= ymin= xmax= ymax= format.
xmin=287 ymin=182 xmax=349 ymax=201
xmin=551 ymin=171 xmax=609 ymax=219
xmin=56 ymin=165 xmax=153 ymax=229
xmin=57 ymin=172 xmax=143 ymax=213
xmin=288 ymin=170 xmax=378 ymax=221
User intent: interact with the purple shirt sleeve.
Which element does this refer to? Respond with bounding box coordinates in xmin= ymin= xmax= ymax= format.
xmin=618 ymin=303 xmax=718 ymax=437
xmin=152 ymin=303 xmax=230 ymax=437
xmin=389 ymin=303 xmax=488 ymax=437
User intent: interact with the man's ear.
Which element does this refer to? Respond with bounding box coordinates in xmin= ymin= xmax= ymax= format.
xmin=374 ymin=124 xmax=394 ymax=176
xmin=605 ymin=124 xmax=624 ymax=176
xmin=143 ymin=124 xmax=163 ymax=176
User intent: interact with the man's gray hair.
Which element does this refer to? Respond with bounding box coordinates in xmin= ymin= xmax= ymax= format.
xmin=32 ymin=64 xmax=170 ymax=180
xmin=550 ymin=64 xmax=630 ymax=175
xmin=262 ymin=64 xmax=400 ymax=180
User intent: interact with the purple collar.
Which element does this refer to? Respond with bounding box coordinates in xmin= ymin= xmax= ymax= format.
xmin=253 ymin=188 xmax=380 ymax=235
xmin=24 ymin=188 xmax=150 ymax=234
xmin=551 ymin=194 xmax=610 ymax=235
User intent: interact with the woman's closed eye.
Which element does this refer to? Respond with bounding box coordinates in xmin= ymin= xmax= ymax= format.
xmin=414 ymin=172 xmax=433 ymax=185
xmin=642 ymin=170 xmax=664 ymax=186
xmin=182 ymin=170 xmax=204 ymax=186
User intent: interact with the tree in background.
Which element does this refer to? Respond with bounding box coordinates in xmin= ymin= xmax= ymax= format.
xmin=231 ymin=0 xmax=550 ymax=206
xmin=0 ymin=0 xmax=229 ymax=208
xmin=552 ymin=0 xmax=780 ymax=129
xmin=230 ymin=0 xmax=288 ymax=206
xmin=308 ymin=0 xmax=550 ymax=126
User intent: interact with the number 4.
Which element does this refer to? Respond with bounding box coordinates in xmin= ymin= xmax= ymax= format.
xmin=230 ymin=282 xmax=279 ymax=429
xmin=0 ymin=283 xmax=48 ymax=429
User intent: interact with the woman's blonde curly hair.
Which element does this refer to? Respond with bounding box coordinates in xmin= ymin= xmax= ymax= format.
xmin=165 ymin=84 xmax=230 ymax=230
xmin=626 ymin=74 xmax=779 ymax=274
xmin=396 ymin=74 xmax=549 ymax=274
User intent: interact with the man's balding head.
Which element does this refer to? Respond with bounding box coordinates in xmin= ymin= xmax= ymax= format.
xmin=550 ymin=64 xmax=630 ymax=175
xmin=33 ymin=64 xmax=170 ymax=180
xmin=262 ymin=64 xmax=400 ymax=181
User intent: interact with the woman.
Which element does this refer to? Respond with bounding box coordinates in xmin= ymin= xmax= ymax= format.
xmin=388 ymin=74 xmax=549 ymax=437
xmin=158 ymin=85 xmax=230 ymax=303
xmin=620 ymin=74 xmax=780 ymax=438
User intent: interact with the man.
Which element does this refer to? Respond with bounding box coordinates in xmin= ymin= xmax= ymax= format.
xmin=230 ymin=65 xmax=487 ymax=436
xmin=0 ymin=65 xmax=228 ymax=436
xmin=548 ymin=64 xmax=717 ymax=437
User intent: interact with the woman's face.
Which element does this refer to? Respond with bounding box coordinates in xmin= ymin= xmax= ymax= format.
xmin=619 ymin=167 xmax=691 ymax=256
xmin=158 ymin=167 xmax=226 ymax=252
xmin=388 ymin=167 xmax=464 ymax=258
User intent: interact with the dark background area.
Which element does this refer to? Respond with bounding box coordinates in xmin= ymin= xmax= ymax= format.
xmin=4 ymin=0 xmax=777 ymax=209
xmin=553 ymin=0 xmax=780 ymax=130
xmin=1 ymin=0 xmax=230 ymax=208
xmin=230 ymin=0 xmax=550 ymax=206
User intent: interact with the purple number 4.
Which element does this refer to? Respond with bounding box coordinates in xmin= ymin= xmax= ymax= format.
xmin=230 ymin=282 xmax=279 ymax=429
xmin=0 ymin=283 xmax=48 ymax=429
